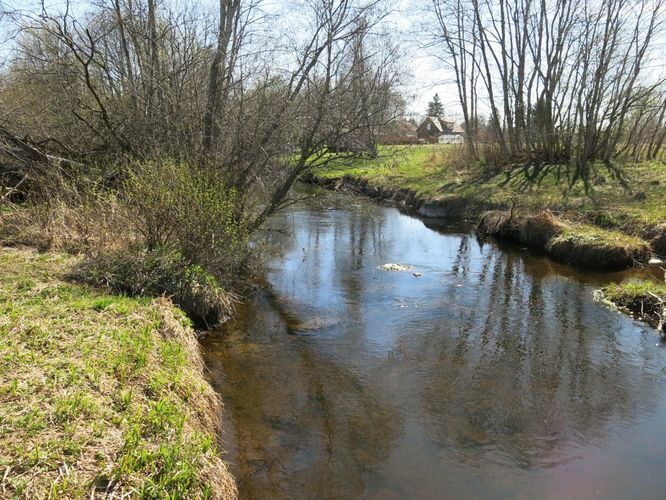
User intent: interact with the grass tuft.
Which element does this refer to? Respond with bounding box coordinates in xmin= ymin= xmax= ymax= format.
xmin=73 ymin=246 xmax=235 ymax=328
xmin=478 ymin=209 xmax=651 ymax=269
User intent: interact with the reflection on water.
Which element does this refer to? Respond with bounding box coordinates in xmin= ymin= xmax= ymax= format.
xmin=202 ymin=190 xmax=666 ymax=499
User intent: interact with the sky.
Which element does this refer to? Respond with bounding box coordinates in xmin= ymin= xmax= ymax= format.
xmin=383 ymin=0 xmax=460 ymax=117
xmin=2 ymin=0 xmax=462 ymax=118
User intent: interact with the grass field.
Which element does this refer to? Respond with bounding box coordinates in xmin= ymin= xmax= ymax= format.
xmin=0 ymin=247 xmax=235 ymax=498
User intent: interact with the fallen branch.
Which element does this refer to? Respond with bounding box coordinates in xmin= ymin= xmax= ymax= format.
xmin=0 ymin=126 xmax=85 ymax=170
xmin=0 ymin=174 xmax=27 ymax=205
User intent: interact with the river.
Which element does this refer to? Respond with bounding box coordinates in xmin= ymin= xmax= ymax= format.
xmin=201 ymin=187 xmax=666 ymax=499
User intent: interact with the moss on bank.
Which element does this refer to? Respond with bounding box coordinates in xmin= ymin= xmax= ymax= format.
xmin=0 ymin=247 xmax=236 ymax=498
xmin=600 ymin=281 xmax=666 ymax=334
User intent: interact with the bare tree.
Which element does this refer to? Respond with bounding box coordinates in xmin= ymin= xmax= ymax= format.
xmin=430 ymin=0 xmax=665 ymax=182
xmin=0 ymin=0 xmax=402 ymax=231
xmin=202 ymin=0 xmax=245 ymax=154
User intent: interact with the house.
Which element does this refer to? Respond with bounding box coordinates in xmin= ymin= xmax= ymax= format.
xmin=417 ymin=116 xmax=464 ymax=143
xmin=438 ymin=122 xmax=465 ymax=144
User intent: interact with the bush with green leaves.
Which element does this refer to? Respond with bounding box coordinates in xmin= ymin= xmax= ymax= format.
xmin=122 ymin=160 xmax=248 ymax=287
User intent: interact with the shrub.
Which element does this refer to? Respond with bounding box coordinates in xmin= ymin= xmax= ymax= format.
xmin=1 ymin=159 xmax=249 ymax=325
xmin=75 ymin=246 xmax=234 ymax=328
xmin=122 ymin=160 xmax=248 ymax=287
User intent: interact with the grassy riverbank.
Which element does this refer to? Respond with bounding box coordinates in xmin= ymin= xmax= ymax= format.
xmin=309 ymin=145 xmax=666 ymax=266
xmin=314 ymin=144 xmax=666 ymax=232
xmin=0 ymin=247 xmax=236 ymax=498
xmin=600 ymin=281 xmax=666 ymax=335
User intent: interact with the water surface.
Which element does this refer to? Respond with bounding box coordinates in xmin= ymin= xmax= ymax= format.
xmin=202 ymin=189 xmax=666 ymax=499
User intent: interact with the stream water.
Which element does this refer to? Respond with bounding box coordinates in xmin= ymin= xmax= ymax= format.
xmin=201 ymin=188 xmax=666 ymax=499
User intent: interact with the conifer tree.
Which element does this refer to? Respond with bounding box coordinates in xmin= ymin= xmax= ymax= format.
xmin=426 ymin=94 xmax=444 ymax=118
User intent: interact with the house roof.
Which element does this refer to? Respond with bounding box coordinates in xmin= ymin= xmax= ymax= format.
xmin=421 ymin=116 xmax=464 ymax=134
xmin=422 ymin=116 xmax=444 ymax=132
xmin=451 ymin=122 xmax=465 ymax=134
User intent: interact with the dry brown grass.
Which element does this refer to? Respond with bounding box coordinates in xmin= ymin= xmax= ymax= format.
xmin=0 ymin=196 xmax=135 ymax=255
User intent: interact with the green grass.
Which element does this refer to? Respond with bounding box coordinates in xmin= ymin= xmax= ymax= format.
xmin=600 ymin=281 xmax=666 ymax=332
xmin=603 ymin=281 xmax=666 ymax=303
xmin=0 ymin=247 xmax=236 ymax=498
xmin=555 ymin=223 xmax=649 ymax=251
xmin=315 ymin=145 xmax=451 ymax=197
xmin=313 ymin=145 xmax=666 ymax=233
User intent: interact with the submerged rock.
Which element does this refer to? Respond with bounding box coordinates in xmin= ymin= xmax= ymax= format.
xmin=290 ymin=316 xmax=339 ymax=332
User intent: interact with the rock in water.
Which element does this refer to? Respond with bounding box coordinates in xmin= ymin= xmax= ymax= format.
xmin=291 ymin=317 xmax=339 ymax=332
xmin=378 ymin=263 xmax=413 ymax=272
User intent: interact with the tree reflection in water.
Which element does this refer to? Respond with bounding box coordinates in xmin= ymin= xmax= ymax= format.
xmin=202 ymin=189 xmax=666 ymax=499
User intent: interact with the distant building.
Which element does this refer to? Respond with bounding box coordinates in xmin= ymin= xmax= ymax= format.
xmin=417 ymin=116 xmax=464 ymax=143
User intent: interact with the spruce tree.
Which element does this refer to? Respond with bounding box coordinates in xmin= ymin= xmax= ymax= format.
xmin=426 ymin=94 xmax=444 ymax=118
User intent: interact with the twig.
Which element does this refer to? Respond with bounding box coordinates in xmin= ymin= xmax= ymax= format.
xmin=2 ymin=466 xmax=11 ymax=492
xmin=1 ymin=174 xmax=28 ymax=204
